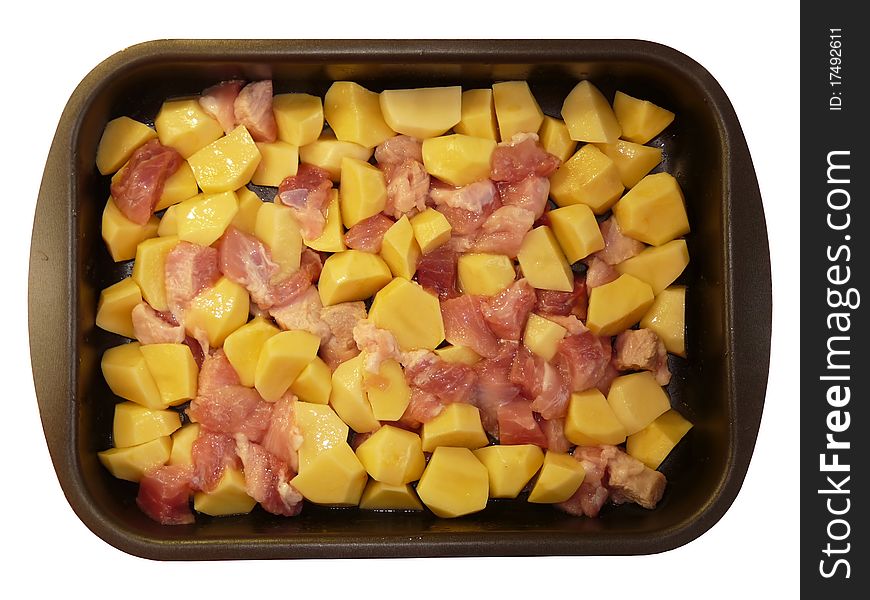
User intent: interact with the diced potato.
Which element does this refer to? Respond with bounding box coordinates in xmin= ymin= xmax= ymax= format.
xmin=492 ymin=81 xmax=544 ymax=141
xmin=296 ymin=401 xmax=349 ymax=469
xmin=98 ymin=436 xmax=172 ymax=482
xmin=176 ymin=190 xmax=239 ymax=247
xmin=549 ymin=144 xmax=624 ymax=214
xmin=355 ymin=425 xmax=425 ymax=485
xmin=254 ymin=330 xmax=321 ymax=402
xmin=523 ymin=314 xmax=567 ymax=362
xmin=155 ymin=98 xmax=224 ymax=159
xmin=188 ymin=125 xmax=262 ymax=193
xmin=112 ymin=401 xmax=181 ymax=448
xmin=230 ymin=187 xmax=263 ymax=235
xmin=564 ymin=389 xmax=627 ymax=446
xmin=185 ymin=277 xmax=250 ymax=347
xmin=323 ymin=81 xmax=395 ymax=148
xmin=193 ymin=467 xmax=256 ymax=516
xmin=421 ymin=134 xmax=496 ymax=187
xmin=538 ymin=116 xmax=577 ymax=163
xmin=454 ymin=89 xmax=498 ymax=140
xmin=131 ymin=235 xmax=178 ymax=312
xmin=96 ymin=277 xmax=142 ymax=338
xmin=380 ymin=86 xmax=462 ymax=139
xmin=251 ymin=141 xmax=299 ymax=187
xmin=561 ymin=81 xmax=622 ymax=143
xmin=457 ymin=253 xmax=516 ymax=296
xmin=612 ymin=173 xmax=690 ymax=246
xmin=96 ymin=116 xmax=158 ymax=175
xmin=607 ymin=372 xmax=671 ymax=435
xmin=169 ymin=423 xmax=200 ymax=466
xmin=339 ymin=157 xmax=387 ymax=228
xmin=298 ymin=130 xmax=372 ymax=182
xmin=359 ymin=481 xmax=424 ymax=510
xmin=416 ymin=447 xmax=489 ymax=518
xmin=421 ymin=403 xmax=488 ymax=452
xmin=223 ymin=317 xmax=280 ymax=387
xmin=434 ymin=345 xmax=481 ymax=366
xmin=640 ymin=286 xmax=686 ymax=357
xmin=473 ymin=444 xmax=545 ymax=499
xmin=291 ymin=442 xmax=368 ymax=506
xmin=586 ymin=274 xmax=654 ymax=336
xmin=304 ymin=190 xmax=346 ymax=253
xmin=364 ymin=359 xmax=410 ymax=421
xmin=330 ymin=354 xmax=379 ymax=433
xmin=157 ymin=204 xmax=180 ymax=237
xmin=140 ymin=343 xmax=199 ymax=406
xmin=380 ymin=215 xmax=420 ymax=279
xmin=102 ymin=197 xmax=159 ymax=262
xmin=616 ymin=240 xmax=689 ymax=295
xmin=255 ymin=202 xmax=303 ymax=278
xmin=626 ymin=409 xmax=693 ymax=469
xmin=613 ymin=91 xmax=675 ymax=144
xmin=516 ymin=226 xmax=573 ymax=292
xmin=596 ymin=140 xmax=662 ymax=189
xmin=154 ymin=161 xmax=199 ymax=211
xmin=101 ymin=342 xmax=164 ymax=409
xmin=369 ymin=278 xmax=445 ymax=351
xmin=410 ymin=208 xmax=452 ymax=254
xmin=318 ymin=250 xmax=392 ymax=306
xmin=548 ymin=204 xmax=606 ymax=263
xmin=273 ymin=93 xmax=324 ymax=146
xmin=527 ymin=451 xmax=586 ymax=503
xmin=291 ymin=357 xmax=333 ymax=405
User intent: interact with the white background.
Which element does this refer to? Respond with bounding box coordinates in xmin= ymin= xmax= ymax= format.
xmin=1 ymin=1 xmax=799 ymax=597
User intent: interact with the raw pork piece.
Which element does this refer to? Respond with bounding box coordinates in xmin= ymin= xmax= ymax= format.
xmin=375 ymin=136 xmax=429 ymax=218
xmin=277 ymin=164 xmax=334 ymax=239
xmin=489 ymin=133 xmax=561 ymax=183
xmin=472 ymin=205 xmax=535 ymax=257
xmin=344 ymin=213 xmax=395 ymax=253
xmin=164 ymin=241 xmax=220 ymax=318
xmin=199 ymin=80 xmax=244 ymax=133
xmin=416 ymin=244 xmax=459 ymax=299
xmin=136 ymin=465 xmax=194 ymax=525
xmin=110 ymin=139 xmax=182 ymax=225
xmin=131 ymin=302 xmax=185 ymax=344
xmin=233 ymin=80 xmax=277 ymax=142
xmin=319 ymin=302 xmax=367 ymax=370
xmin=403 ymin=351 xmax=477 ymax=406
xmin=534 ymin=274 xmax=588 ymax=318
xmin=235 ymin=435 xmax=303 ymax=517
xmin=584 ymin=256 xmax=620 ymax=289
xmin=595 ymin=217 xmax=645 ymax=265
xmin=480 ymin=279 xmax=535 ymax=341
xmin=261 ymin=393 xmax=303 ymax=473
xmin=353 ymin=320 xmax=402 ymax=374
xmin=440 ymin=295 xmax=501 ymax=358
xmin=191 ymin=430 xmax=241 ymax=492
xmin=614 ymin=328 xmax=672 ymax=386
xmin=553 ymin=331 xmax=612 ymax=393
xmin=497 ymin=399 xmax=548 ymax=447
xmin=270 ymin=286 xmax=331 ymax=342
xmin=497 ymin=176 xmax=551 ymax=220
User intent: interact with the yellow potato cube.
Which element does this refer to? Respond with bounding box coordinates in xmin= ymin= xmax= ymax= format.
xmin=561 ymin=81 xmax=622 ymax=143
xmin=154 ymin=161 xmax=199 ymax=211
xmin=641 ymin=286 xmax=686 ymax=357
xmin=102 ymin=197 xmax=159 ymax=262
xmin=523 ymin=314 xmax=568 ymax=362
xmin=380 ymin=215 xmax=421 ymax=279
xmin=410 ymin=208 xmax=452 ymax=254
xmin=176 ymin=190 xmax=239 ymax=247
xmin=131 ymin=236 xmax=178 ymax=312
xmin=596 ymin=140 xmax=663 ymax=189
xmin=421 ymin=134 xmax=497 ymax=186
xmin=101 ymin=342 xmax=164 ymax=409
xmin=291 ymin=357 xmax=333 ymax=405
xmin=96 ymin=277 xmax=142 ymax=338
xmin=223 ymin=317 xmax=280 ymax=387
xmin=538 ymin=116 xmax=577 ymax=163
xmin=379 ymin=86 xmax=462 ymax=139
xmin=421 ymin=403 xmax=488 ymax=452
xmin=98 ymin=436 xmax=172 ymax=482
xmin=417 ymin=447 xmax=489 ymax=518
xmin=616 ymin=240 xmax=689 ymax=295
xmin=528 ymin=451 xmax=586 ymax=503
xmin=356 ymin=425 xmax=425 ymax=485
xmin=564 ymin=389 xmax=627 ymax=446
xmin=364 ymin=359 xmax=410 ymax=421
xmin=517 ymin=226 xmax=574 ymax=292
xmin=112 ymin=401 xmax=181 ymax=448
xmin=548 ymin=204 xmax=606 ymax=263
xmin=273 ymin=93 xmax=324 ymax=146
xmin=169 ymin=423 xmax=200 ymax=466
xmin=303 ymin=190 xmax=346 ymax=253
xmin=155 ymin=98 xmax=224 ymax=159
xmin=612 ymin=173 xmax=690 ymax=246
xmin=369 ymin=278 xmax=445 ymax=351
xmin=454 ymin=89 xmax=498 ymax=140
xmin=140 ymin=343 xmax=199 ymax=406
xmin=318 ymin=250 xmax=391 ymax=307
xmin=324 ymin=81 xmax=395 ymax=148
xmin=607 ymin=372 xmax=671 ymax=435
xmin=298 ymin=130 xmax=372 ymax=182
xmin=434 ymin=345 xmax=481 ymax=366
xmin=96 ymin=116 xmax=157 ymax=175
xmin=613 ymin=91 xmax=675 ymax=144
xmin=458 ymin=253 xmax=516 ymax=296
xmin=255 ymin=202 xmax=303 ymax=278
xmin=549 ymin=144 xmax=624 ymax=214
xmin=330 ymin=354 xmax=379 ymax=433
xmin=473 ymin=444 xmax=545 ymax=499
xmin=627 ymin=409 xmax=693 ymax=470
xmin=291 ymin=442 xmax=368 ymax=506
xmin=251 ymin=141 xmax=299 ymax=187
xmin=492 ymin=81 xmax=544 ymax=141
xmin=586 ymin=274 xmax=654 ymax=337
xmin=157 ymin=204 xmax=180 ymax=237
xmin=359 ymin=481 xmax=424 ymax=511
xmin=185 ymin=277 xmax=250 ymax=347
xmin=254 ymin=330 xmax=320 ymax=402
xmin=296 ymin=401 xmax=349 ymax=469
xmin=339 ymin=157 xmax=387 ymax=228
xmin=230 ymin=187 xmax=262 ymax=235
xmin=188 ymin=125 xmax=262 ymax=193
xmin=194 ymin=467 xmax=256 ymax=516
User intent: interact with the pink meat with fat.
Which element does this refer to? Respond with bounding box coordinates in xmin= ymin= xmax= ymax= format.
xmin=376 ymin=136 xmax=429 ymax=219
xmin=270 ymin=286 xmax=331 ymax=342
xmin=235 ymin=435 xmax=303 ymax=517
xmin=539 ymin=417 xmax=573 ymax=453
xmin=164 ymin=241 xmax=220 ymax=318
xmin=497 ymin=176 xmax=551 ymax=220
xmin=319 ymin=301 xmax=367 ymax=370
xmin=472 ymin=341 xmax=522 ymax=437
xmin=136 ymin=464 xmax=194 ymax=525
xmin=490 ymin=133 xmax=561 ymax=183
xmin=558 ymin=446 xmax=610 ymax=517
xmin=199 ymin=80 xmax=244 ymax=134
xmin=440 ymin=295 xmax=501 ymax=358
xmin=497 ymin=399 xmax=547 ymax=447
xmin=554 ymin=331 xmax=612 ymax=393
xmin=415 ymin=244 xmax=459 ymax=299
xmin=277 ymin=164 xmax=334 ymax=240
xmin=110 ymin=139 xmax=183 ymax=225
xmin=353 ymin=320 xmax=402 ymax=374
xmin=430 ymin=180 xmax=497 ymax=214
xmin=403 ymin=351 xmax=478 ymax=406
xmin=584 ymin=256 xmax=620 ymax=289
xmin=535 ymin=274 xmax=588 ymax=318
xmin=375 ymin=135 xmax=424 ymax=166
xmin=595 ymin=217 xmax=645 ymax=265
xmin=480 ymin=279 xmax=535 ymax=341
xmin=131 ymin=302 xmax=185 ymax=344
xmin=614 ymin=328 xmax=672 ymax=386
xmin=344 ymin=213 xmax=395 ymax=253
xmin=190 ymin=430 xmax=241 ymax=492
xmin=399 ymin=388 xmax=446 ymax=429
xmin=261 ymin=393 xmax=302 ymax=474
xmin=233 ymin=80 xmax=277 ymax=142
xmin=219 ymin=226 xmax=279 ymax=307
xmin=472 ymin=205 xmax=535 ymax=257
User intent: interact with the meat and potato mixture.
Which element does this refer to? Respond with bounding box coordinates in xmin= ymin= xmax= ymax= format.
xmin=94 ymin=77 xmax=692 ymax=524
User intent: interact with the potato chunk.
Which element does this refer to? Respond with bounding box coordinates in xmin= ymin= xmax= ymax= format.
xmin=616 ymin=239 xmax=689 ymax=295
xmin=454 ymin=89 xmax=498 ymax=140
xmin=324 ymin=81 xmax=395 ymax=148
xmin=169 ymin=423 xmax=200 ymax=466
xmin=340 ymin=157 xmax=388 ymax=228
xmin=230 ymin=188 xmax=262 ymax=235
xmin=612 ymin=173 xmax=690 ymax=246
xmin=176 ymin=190 xmax=239 ymax=247
xmin=612 ymin=91 xmax=675 ymax=144
xmin=434 ymin=345 xmax=481 ymax=365
xmin=223 ymin=317 xmax=280 ymax=387
xmin=299 ymin=131 xmax=372 ymax=182
xmin=187 ymin=125 xmax=262 ymax=193
xmin=516 ymin=226 xmax=574 ymax=292
xmin=96 ymin=116 xmax=157 ymax=175
xmin=548 ymin=203 xmax=606 ymax=263
xmin=296 ymin=402 xmax=349 ymax=469
xmin=140 ymin=343 xmax=199 ymax=406
xmin=255 ymin=202 xmax=303 ymax=278
xmin=410 ymin=208 xmax=452 ymax=254
xmin=379 ymin=86 xmax=462 ymax=138
xmin=113 ymin=402 xmax=181 ymax=448
xmin=158 ymin=204 xmax=180 ymax=237
xmin=254 ymin=330 xmax=320 ymax=402
xmin=318 ymin=250 xmax=392 ymax=306
xmin=185 ymin=277 xmax=250 ymax=347
xmin=380 ymin=215 xmax=421 ymax=280
xmin=549 ymin=144 xmax=624 ymax=214
xmin=194 ymin=467 xmax=256 ymax=516
xmin=561 ymin=81 xmax=622 ymax=143
xmin=640 ymin=286 xmax=686 ymax=357
xmin=473 ymin=444 xmax=544 ymax=499
xmin=421 ymin=403 xmax=488 ymax=452
xmin=607 ymin=372 xmax=671 ymax=435
xmin=364 ymin=359 xmax=410 ymax=421
xmin=564 ymin=389 xmax=627 ymax=446
xmin=96 ymin=277 xmax=142 ymax=338
xmin=291 ymin=443 xmax=368 ymax=506
xmin=523 ymin=313 xmax=568 ymax=362
xmin=304 ymin=190 xmax=346 ymax=253
xmin=101 ymin=342 xmax=163 ymax=409
xmin=369 ymin=277 xmax=445 ymax=351
xmin=421 ymin=134 xmax=496 ymax=186
xmin=251 ymin=141 xmax=299 ymax=187
xmin=273 ymin=93 xmax=324 ymax=146
xmin=458 ymin=253 xmax=516 ymax=296
xmin=359 ymin=481 xmax=424 ymax=510
xmin=356 ymin=425 xmax=425 ymax=485
xmin=492 ymin=81 xmax=544 ymax=141
xmin=626 ymin=409 xmax=693 ymax=469
xmin=102 ymin=197 xmax=159 ymax=262
xmin=98 ymin=436 xmax=172 ymax=482
xmin=155 ymin=98 xmax=224 ymax=159
xmin=586 ymin=274 xmax=654 ymax=337
xmin=538 ymin=116 xmax=577 ymax=162
xmin=330 ymin=354 xmax=379 ymax=433
xmin=131 ymin=234 xmax=176 ymax=311
xmin=596 ymin=140 xmax=662 ymax=189
xmin=527 ymin=451 xmax=586 ymax=503
xmin=416 ymin=447 xmax=489 ymax=518
xmin=291 ymin=357 xmax=333 ymax=405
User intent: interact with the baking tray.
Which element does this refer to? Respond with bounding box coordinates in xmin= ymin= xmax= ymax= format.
xmin=28 ymin=39 xmax=771 ymax=560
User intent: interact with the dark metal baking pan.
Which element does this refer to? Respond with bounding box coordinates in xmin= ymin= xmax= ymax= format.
xmin=28 ymin=39 xmax=771 ymax=560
